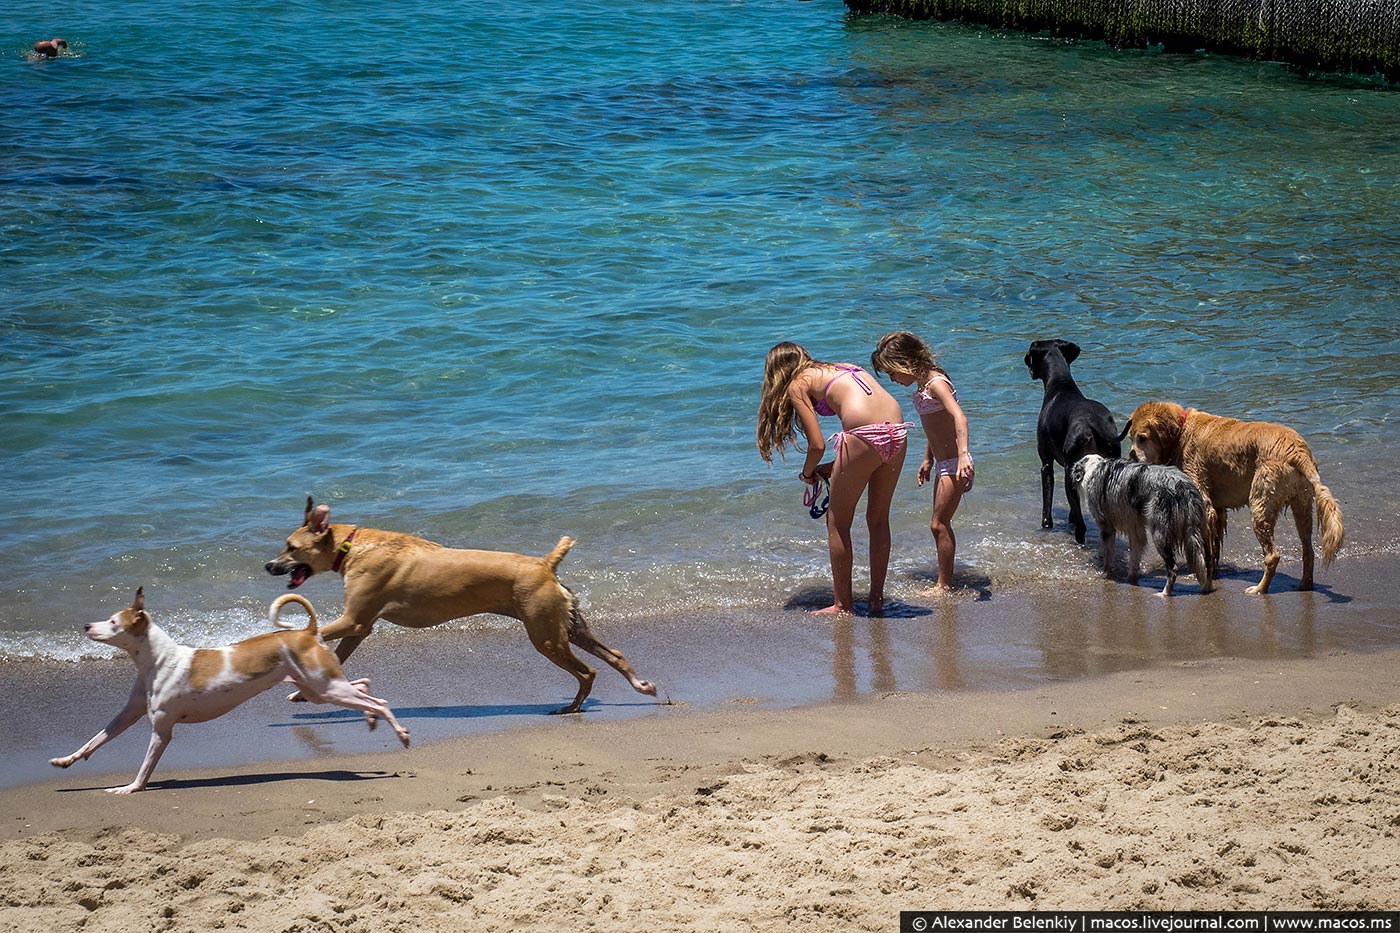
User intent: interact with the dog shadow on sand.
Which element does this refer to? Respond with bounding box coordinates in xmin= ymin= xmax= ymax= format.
xmin=58 ymin=769 xmax=402 ymax=793
xmin=1082 ymin=531 xmax=1351 ymax=604
xmin=1209 ymin=563 xmax=1351 ymax=604
xmin=279 ymin=697 xmax=659 ymax=726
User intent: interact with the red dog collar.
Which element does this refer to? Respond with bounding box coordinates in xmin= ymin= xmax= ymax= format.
xmin=331 ymin=526 xmax=358 ymax=573
xmin=1179 ymin=407 xmax=1195 ymax=427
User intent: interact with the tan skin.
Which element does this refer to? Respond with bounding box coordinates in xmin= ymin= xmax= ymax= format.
xmin=883 ymin=369 xmax=973 ymax=592
xmin=788 ymin=364 xmax=907 ymax=615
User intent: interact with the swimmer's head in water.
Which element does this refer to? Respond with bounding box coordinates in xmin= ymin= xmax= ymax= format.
xmin=33 ymin=38 xmax=68 ymax=57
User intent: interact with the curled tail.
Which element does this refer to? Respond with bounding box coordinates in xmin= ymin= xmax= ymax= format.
xmin=270 ymin=593 xmax=318 ymax=631
xmin=544 ymin=536 xmax=575 ymax=573
xmin=1311 ymin=474 xmax=1344 ymax=566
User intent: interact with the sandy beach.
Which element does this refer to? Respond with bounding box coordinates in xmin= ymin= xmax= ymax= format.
xmin=4 ymin=641 xmax=1399 ymax=931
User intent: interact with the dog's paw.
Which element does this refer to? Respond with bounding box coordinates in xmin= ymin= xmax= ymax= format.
xmin=1041 ymin=518 xmax=1054 ymax=530
xmin=106 ymin=784 xmax=142 ymax=795
xmin=1244 ymin=583 xmax=1269 ymax=595
xmin=635 ymin=681 xmax=658 ymax=697
xmin=49 ymin=756 xmax=75 ymax=769
xmin=286 ymin=690 xmax=308 ymax=702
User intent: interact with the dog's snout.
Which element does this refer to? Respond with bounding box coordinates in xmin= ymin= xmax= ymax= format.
xmin=84 ymin=622 xmax=94 ymax=632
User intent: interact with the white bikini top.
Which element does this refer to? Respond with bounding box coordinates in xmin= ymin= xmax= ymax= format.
xmin=912 ymin=373 xmax=956 ymax=415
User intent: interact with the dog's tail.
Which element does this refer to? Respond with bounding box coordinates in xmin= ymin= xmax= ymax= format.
xmin=544 ymin=536 xmax=575 ymax=573
xmin=1178 ymin=481 xmax=1214 ymax=594
xmin=270 ymin=593 xmax=318 ymax=631
xmin=1186 ymin=520 xmax=1214 ymax=595
xmin=1310 ymin=472 xmax=1345 ymax=566
xmin=1116 ymin=419 xmax=1131 ymax=442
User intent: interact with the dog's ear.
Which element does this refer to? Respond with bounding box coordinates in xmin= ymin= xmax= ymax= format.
xmin=130 ymin=587 xmax=150 ymax=634
xmin=1056 ymin=340 xmax=1081 ymax=364
xmin=1025 ymin=343 xmax=1044 ymax=379
xmin=309 ymin=503 xmax=331 ymax=535
xmin=303 ymin=495 xmax=315 ymax=526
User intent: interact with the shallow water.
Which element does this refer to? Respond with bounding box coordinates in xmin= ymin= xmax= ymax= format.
xmin=3 ymin=0 xmax=1398 ymax=665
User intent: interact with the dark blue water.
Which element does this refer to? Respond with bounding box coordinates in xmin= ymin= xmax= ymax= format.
xmin=4 ymin=0 xmax=1398 ymax=660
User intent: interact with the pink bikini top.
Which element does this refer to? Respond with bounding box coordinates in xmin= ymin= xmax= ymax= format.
xmin=813 ymin=365 xmax=873 ymax=416
xmin=912 ymin=373 xmax=956 ymax=415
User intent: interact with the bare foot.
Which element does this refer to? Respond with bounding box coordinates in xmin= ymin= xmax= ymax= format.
xmin=810 ymin=604 xmax=853 ymax=616
xmin=918 ymin=584 xmax=954 ymax=598
xmin=866 ymin=599 xmax=885 ymax=616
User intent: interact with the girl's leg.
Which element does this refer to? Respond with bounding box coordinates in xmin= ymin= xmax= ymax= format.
xmin=863 ymin=446 xmax=907 ymax=615
xmin=929 ymin=472 xmax=964 ymax=591
xmin=816 ymin=437 xmax=881 ymax=615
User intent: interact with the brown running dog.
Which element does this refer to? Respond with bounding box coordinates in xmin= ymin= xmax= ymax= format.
xmin=1126 ymin=402 xmax=1344 ymax=595
xmin=264 ymin=497 xmax=657 ymax=713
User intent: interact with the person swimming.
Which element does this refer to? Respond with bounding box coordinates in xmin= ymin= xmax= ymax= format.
xmin=29 ymin=38 xmax=68 ymax=60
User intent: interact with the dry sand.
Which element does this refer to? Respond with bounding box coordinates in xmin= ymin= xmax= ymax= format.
xmin=3 ymin=648 xmax=1399 ymax=931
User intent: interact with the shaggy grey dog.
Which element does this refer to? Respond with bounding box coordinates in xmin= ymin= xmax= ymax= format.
xmin=1070 ymin=454 xmax=1214 ymax=596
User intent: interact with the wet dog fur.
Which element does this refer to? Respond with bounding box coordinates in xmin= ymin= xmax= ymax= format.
xmin=1071 ymin=454 xmax=1213 ymax=596
xmin=1025 ymin=339 xmax=1127 ymax=544
xmin=1126 ymin=402 xmax=1344 ymax=594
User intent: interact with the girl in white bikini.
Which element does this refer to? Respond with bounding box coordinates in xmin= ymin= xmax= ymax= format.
xmin=758 ymin=341 xmax=913 ymax=616
xmin=871 ymin=331 xmax=974 ymax=593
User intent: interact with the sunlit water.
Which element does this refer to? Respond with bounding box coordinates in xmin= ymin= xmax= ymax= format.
xmin=4 ymin=0 xmax=1398 ymax=662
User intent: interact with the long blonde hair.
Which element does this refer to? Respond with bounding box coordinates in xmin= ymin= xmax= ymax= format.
xmin=757 ymin=341 xmax=824 ymax=463
xmin=870 ymin=331 xmax=947 ymax=383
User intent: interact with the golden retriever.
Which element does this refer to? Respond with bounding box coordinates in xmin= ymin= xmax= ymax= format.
xmin=1126 ymin=401 xmax=1343 ymax=594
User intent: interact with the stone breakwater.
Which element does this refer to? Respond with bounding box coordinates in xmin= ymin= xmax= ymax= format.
xmin=844 ymin=0 xmax=1400 ymax=81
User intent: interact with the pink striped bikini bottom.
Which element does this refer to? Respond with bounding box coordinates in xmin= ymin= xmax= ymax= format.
xmin=829 ymin=421 xmax=914 ymax=464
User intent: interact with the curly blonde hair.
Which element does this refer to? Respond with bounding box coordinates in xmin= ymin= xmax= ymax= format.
xmin=870 ymin=331 xmax=947 ymax=383
xmin=757 ymin=341 xmax=826 ymax=463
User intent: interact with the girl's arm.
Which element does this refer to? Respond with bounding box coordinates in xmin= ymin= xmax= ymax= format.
xmin=925 ymin=379 xmax=974 ymax=489
xmin=916 ymin=437 xmax=935 ymax=487
xmin=788 ymin=385 xmax=827 ymax=482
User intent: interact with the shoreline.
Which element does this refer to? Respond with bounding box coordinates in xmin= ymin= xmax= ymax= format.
xmin=3 ymin=648 xmax=1398 ymax=927
xmin=5 ymin=548 xmax=1398 ymax=793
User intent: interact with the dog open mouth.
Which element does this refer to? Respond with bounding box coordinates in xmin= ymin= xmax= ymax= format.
xmin=287 ymin=565 xmax=312 ymax=589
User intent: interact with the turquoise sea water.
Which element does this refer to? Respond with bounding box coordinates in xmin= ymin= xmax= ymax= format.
xmin=4 ymin=0 xmax=1399 ymax=660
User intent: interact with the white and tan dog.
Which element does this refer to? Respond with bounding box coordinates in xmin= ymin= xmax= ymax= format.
xmin=50 ymin=588 xmax=409 ymax=794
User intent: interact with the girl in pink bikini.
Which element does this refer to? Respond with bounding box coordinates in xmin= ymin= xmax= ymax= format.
xmin=871 ymin=331 xmax=974 ymax=593
xmin=758 ymin=341 xmax=913 ymax=616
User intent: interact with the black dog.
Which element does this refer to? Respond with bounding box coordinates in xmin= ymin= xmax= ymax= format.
xmin=1025 ymin=339 xmax=1127 ymax=544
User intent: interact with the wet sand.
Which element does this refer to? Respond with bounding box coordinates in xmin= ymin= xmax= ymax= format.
xmin=3 ymin=553 xmax=1399 ymax=927
xmin=4 ymin=550 xmax=1397 ymax=791
xmin=2 ymin=646 xmax=1398 ymax=929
